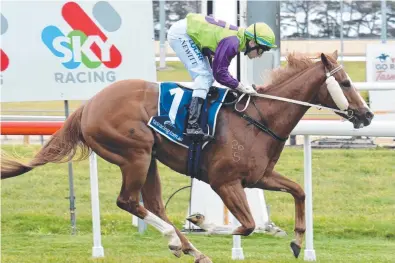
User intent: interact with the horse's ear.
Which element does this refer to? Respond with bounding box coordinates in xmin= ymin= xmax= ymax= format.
xmin=332 ymin=50 xmax=338 ymax=60
xmin=321 ymin=53 xmax=330 ymax=67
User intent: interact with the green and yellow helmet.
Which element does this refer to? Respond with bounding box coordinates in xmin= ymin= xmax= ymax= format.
xmin=245 ymin=22 xmax=277 ymax=49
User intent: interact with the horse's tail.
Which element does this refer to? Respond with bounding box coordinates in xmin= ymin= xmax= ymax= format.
xmin=1 ymin=105 xmax=91 ymax=179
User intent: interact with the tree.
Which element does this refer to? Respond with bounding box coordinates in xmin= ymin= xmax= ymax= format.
xmin=352 ymin=1 xmax=381 ymax=38
xmin=152 ymin=1 xmax=201 ymax=40
xmin=280 ymin=1 xmax=321 ymax=39
xmin=384 ymin=1 xmax=395 ymax=38
xmin=152 ymin=0 xmax=394 ymax=40
xmin=343 ymin=1 xmax=359 ymax=38
xmin=310 ymin=1 xmax=341 ymax=38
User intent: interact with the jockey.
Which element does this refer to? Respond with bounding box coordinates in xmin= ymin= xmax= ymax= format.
xmin=167 ymin=13 xmax=277 ymax=137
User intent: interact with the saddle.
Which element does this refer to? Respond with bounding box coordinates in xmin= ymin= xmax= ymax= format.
xmin=176 ymin=84 xmax=232 ymax=179
xmin=147 ymin=82 xmax=235 ymax=179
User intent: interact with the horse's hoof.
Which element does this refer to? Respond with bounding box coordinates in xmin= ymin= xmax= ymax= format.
xmin=169 ymin=245 xmax=183 ymax=258
xmin=194 ymin=254 xmax=213 ymax=263
xmin=232 ymin=226 xmax=254 ymax=236
xmin=290 ymin=240 xmax=301 ymax=258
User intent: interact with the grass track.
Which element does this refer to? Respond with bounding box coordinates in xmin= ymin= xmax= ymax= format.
xmin=1 ymin=146 xmax=394 ymax=262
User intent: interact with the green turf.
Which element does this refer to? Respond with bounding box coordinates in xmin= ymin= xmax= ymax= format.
xmin=1 ymin=146 xmax=394 ymax=262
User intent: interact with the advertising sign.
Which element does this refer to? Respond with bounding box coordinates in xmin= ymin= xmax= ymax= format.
xmin=1 ymin=1 xmax=156 ymax=102
xmin=366 ymin=44 xmax=395 ymax=121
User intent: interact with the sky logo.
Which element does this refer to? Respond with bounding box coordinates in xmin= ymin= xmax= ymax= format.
xmin=1 ymin=13 xmax=9 ymax=72
xmin=41 ymin=1 xmax=122 ymax=70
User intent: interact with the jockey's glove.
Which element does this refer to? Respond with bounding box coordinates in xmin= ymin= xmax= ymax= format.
xmin=236 ymin=83 xmax=258 ymax=95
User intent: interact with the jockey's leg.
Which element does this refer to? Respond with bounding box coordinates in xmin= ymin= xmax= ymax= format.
xmin=167 ymin=18 xmax=214 ymax=137
xmin=187 ymin=69 xmax=214 ymax=136
xmin=186 ymin=95 xmax=204 ymax=135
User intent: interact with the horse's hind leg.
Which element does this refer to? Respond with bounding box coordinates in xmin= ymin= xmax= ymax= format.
xmin=213 ymin=181 xmax=256 ymax=236
xmin=141 ymin=158 xmax=212 ymax=263
xmin=116 ymin=154 xmax=182 ymax=254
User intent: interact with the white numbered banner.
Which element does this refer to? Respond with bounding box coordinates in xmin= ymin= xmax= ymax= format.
xmin=366 ymin=44 xmax=395 ymax=121
xmin=1 ymin=1 xmax=156 ymax=102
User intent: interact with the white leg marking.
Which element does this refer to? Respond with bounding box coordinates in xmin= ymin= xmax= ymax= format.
xmin=144 ymin=211 xmax=181 ymax=248
xmin=187 ymin=242 xmax=203 ymax=258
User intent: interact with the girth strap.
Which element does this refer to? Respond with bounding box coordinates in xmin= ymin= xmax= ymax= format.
xmin=233 ymin=110 xmax=289 ymax=142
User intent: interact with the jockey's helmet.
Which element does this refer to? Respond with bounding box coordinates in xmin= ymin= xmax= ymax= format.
xmin=244 ymin=22 xmax=277 ymax=54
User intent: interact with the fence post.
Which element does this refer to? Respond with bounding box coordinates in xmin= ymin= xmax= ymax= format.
xmin=64 ymin=100 xmax=77 ymax=235
xmin=89 ymin=152 xmax=104 ymax=258
xmin=231 ymin=213 xmax=244 ymax=260
xmin=303 ymin=135 xmax=316 ymax=261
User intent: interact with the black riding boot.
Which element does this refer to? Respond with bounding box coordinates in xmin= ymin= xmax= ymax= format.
xmin=186 ymin=96 xmax=205 ymax=137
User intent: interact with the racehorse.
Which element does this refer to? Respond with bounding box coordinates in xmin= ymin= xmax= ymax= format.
xmin=1 ymin=51 xmax=373 ymax=262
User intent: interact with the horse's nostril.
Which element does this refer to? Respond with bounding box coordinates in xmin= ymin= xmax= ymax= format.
xmin=365 ymin=111 xmax=374 ymax=119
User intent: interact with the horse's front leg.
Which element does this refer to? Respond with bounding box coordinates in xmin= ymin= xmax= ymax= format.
xmin=250 ymin=170 xmax=306 ymax=258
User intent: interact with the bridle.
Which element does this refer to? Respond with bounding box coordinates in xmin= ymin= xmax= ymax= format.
xmin=239 ymin=64 xmax=351 ymax=117
xmin=235 ymin=65 xmax=354 ymax=118
xmin=232 ymin=64 xmax=355 ymax=142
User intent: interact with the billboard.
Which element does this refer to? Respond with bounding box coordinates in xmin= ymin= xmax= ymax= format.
xmin=1 ymin=1 xmax=156 ymax=102
xmin=366 ymin=44 xmax=395 ymax=121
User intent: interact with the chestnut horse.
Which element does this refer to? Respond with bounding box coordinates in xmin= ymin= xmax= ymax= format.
xmin=2 ymin=51 xmax=373 ymax=262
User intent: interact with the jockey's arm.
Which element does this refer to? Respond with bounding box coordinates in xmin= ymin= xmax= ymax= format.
xmin=212 ymin=36 xmax=239 ymax=89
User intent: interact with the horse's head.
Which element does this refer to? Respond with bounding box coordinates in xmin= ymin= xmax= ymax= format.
xmin=317 ymin=51 xmax=374 ymax=128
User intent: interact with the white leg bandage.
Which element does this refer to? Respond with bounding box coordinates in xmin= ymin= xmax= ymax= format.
xmin=144 ymin=211 xmax=181 ymax=248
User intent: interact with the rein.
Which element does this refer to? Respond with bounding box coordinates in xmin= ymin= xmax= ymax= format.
xmin=232 ymin=64 xmax=353 ymax=142
xmin=250 ymin=65 xmax=350 ymax=117
xmin=251 ymin=92 xmax=349 ymax=115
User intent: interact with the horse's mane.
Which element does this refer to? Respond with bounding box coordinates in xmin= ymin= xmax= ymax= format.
xmin=263 ymin=53 xmax=316 ymax=86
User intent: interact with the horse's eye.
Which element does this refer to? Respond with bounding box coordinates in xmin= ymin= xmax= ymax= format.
xmin=340 ymin=80 xmax=351 ymax=88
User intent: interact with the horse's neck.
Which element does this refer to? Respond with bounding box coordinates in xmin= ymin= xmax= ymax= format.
xmin=256 ymin=63 xmax=326 ymax=138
